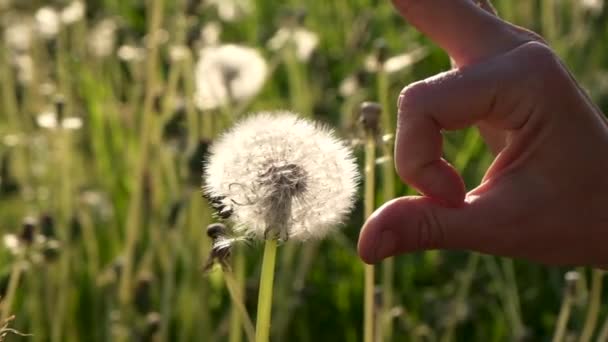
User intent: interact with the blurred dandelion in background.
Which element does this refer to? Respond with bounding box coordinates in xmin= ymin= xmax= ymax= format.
xmin=268 ymin=26 xmax=319 ymax=62
xmin=34 ymin=6 xmax=60 ymax=39
xmin=194 ymin=44 xmax=268 ymax=110
xmin=60 ymin=1 xmax=85 ymax=25
xmin=204 ymin=111 xmax=359 ymax=241
xmin=581 ymin=0 xmax=604 ymax=13
xmin=205 ymin=0 xmax=252 ymax=22
xmin=88 ymin=18 xmax=117 ymax=58
xmin=4 ymin=20 xmax=34 ymax=53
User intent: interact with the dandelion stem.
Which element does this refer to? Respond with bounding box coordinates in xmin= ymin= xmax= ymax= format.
xmin=364 ymin=134 xmax=376 ymax=342
xmin=597 ymin=309 xmax=608 ymax=342
xmin=0 ymin=261 xmax=24 ymax=326
xmin=552 ymin=288 xmax=574 ymax=342
xmin=580 ymin=269 xmax=604 ymax=342
xmin=224 ymin=257 xmax=255 ymax=342
xmin=119 ymin=0 xmax=164 ymax=307
xmin=255 ymin=239 xmax=278 ymax=342
xmin=380 ymin=140 xmax=395 ymax=342
xmin=228 ymin=249 xmax=252 ymax=342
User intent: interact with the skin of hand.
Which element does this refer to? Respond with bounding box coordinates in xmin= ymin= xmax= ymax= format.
xmin=357 ymin=0 xmax=608 ymax=267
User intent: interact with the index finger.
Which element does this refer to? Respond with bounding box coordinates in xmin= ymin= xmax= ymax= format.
xmin=392 ymin=0 xmax=536 ymax=66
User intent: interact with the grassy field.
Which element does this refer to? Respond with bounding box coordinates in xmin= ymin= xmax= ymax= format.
xmin=1 ymin=0 xmax=608 ymax=341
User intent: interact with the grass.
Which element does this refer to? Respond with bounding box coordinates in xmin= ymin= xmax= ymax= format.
xmin=1 ymin=0 xmax=608 ymax=341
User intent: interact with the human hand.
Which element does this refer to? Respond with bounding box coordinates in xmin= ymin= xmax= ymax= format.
xmin=357 ymin=0 xmax=608 ymax=267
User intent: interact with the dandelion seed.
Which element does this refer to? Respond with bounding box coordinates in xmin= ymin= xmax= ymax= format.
xmin=365 ymin=47 xmax=428 ymax=74
xmin=204 ymin=112 xmax=359 ymax=241
xmin=194 ymin=44 xmax=268 ymax=110
xmin=88 ymin=19 xmax=117 ymax=58
xmin=60 ymin=1 xmax=85 ymax=25
xmin=268 ymin=27 xmax=319 ymax=62
xmin=35 ymin=7 xmax=61 ymax=39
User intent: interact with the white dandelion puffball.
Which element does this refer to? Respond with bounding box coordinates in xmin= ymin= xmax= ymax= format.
xmin=204 ymin=112 xmax=359 ymax=241
xmin=194 ymin=44 xmax=267 ymax=110
xmin=268 ymin=27 xmax=319 ymax=61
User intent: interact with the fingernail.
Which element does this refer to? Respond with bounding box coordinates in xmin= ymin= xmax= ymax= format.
xmin=375 ymin=229 xmax=397 ymax=261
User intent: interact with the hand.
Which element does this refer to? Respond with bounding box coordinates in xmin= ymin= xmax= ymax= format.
xmin=357 ymin=0 xmax=608 ymax=267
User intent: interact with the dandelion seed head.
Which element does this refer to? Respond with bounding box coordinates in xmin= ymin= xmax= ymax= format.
xmin=201 ymin=21 xmax=221 ymax=46
xmin=194 ymin=44 xmax=267 ymax=110
xmin=61 ymin=1 xmax=85 ymax=25
xmin=35 ymin=7 xmax=60 ymax=39
xmin=268 ymin=27 xmax=319 ymax=61
xmin=4 ymin=20 xmax=35 ymax=52
xmin=581 ymin=0 xmax=604 ymax=12
xmin=204 ymin=112 xmax=359 ymax=241
xmin=88 ymin=19 xmax=117 ymax=58
xmin=117 ymin=45 xmax=145 ymax=62
xmin=206 ymin=0 xmax=252 ymax=22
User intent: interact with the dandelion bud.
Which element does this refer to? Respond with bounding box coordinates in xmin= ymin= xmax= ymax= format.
xmin=206 ymin=223 xmax=227 ymax=239
xmin=134 ymin=272 xmax=154 ymax=314
xmin=374 ymin=38 xmax=389 ymax=64
xmin=359 ymin=101 xmax=382 ymax=136
xmin=204 ymin=112 xmax=359 ymax=241
xmin=40 ymin=213 xmax=55 ymax=238
xmin=19 ymin=217 xmax=36 ymax=245
xmin=142 ymin=312 xmax=162 ymax=340
xmin=54 ymin=95 xmax=66 ymax=120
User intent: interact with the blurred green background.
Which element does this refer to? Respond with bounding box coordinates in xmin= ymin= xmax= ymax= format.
xmin=1 ymin=0 xmax=607 ymax=341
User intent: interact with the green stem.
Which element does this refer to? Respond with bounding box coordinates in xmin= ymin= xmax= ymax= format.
xmin=380 ymin=141 xmax=395 ymax=342
xmin=119 ymin=0 xmax=164 ymax=307
xmin=255 ymin=239 xmax=278 ymax=342
xmin=229 ymin=249 xmax=249 ymax=342
xmin=225 ymin=260 xmax=255 ymax=342
xmin=597 ymin=310 xmax=608 ymax=342
xmin=0 ymin=261 xmax=23 ymax=326
xmin=364 ymin=134 xmax=376 ymax=342
xmin=552 ymin=290 xmax=574 ymax=342
xmin=580 ymin=270 xmax=604 ymax=342
xmin=501 ymin=259 xmax=525 ymax=339
xmin=441 ymin=254 xmax=480 ymax=342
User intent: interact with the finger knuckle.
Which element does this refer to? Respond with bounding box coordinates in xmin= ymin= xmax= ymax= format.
xmin=398 ymin=81 xmax=430 ymax=117
xmin=518 ymin=41 xmax=566 ymax=87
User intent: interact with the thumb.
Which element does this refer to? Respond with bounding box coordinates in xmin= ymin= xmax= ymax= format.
xmin=357 ymin=179 xmax=535 ymax=264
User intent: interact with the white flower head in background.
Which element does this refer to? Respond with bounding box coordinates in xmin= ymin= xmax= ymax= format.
xmin=268 ymin=27 xmax=319 ymax=62
xmin=201 ymin=21 xmax=222 ymax=46
xmin=60 ymin=1 xmax=86 ymax=25
xmin=581 ymin=0 xmax=604 ymax=13
xmin=204 ymin=112 xmax=359 ymax=241
xmin=117 ymin=45 xmax=146 ymax=62
xmin=205 ymin=0 xmax=252 ymax=22
xmin=194 ymin=44 xmax=268 ymax=110
xmin=35 ymin=6 xmax=61 ymax=39
xmin=4 ymin=20 xmax=35 ymax=53
xmin=36 ymin=111 xmax=83 ymax=130
xmin=88 ymin=19 xmax=117 ymax=58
